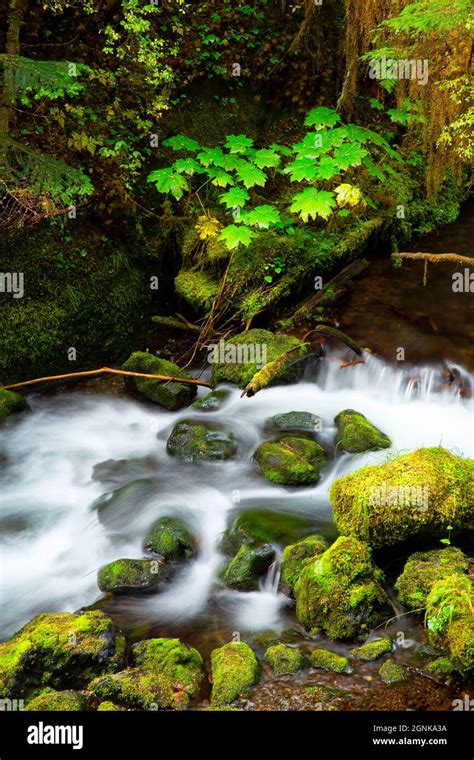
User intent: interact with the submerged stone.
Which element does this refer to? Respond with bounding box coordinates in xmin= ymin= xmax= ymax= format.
xmin=191 ymin=390 xmax=230 ymax=412
xmin=254 ymin=436 xmax=327 ymax=485
xmin=334 ymin=409 xmax=391 ymax=453
xmin=281 ymin=534 xmax=329 ymax=591
xmin=311 ymin=648 xmax=352 ymax=674
xmin=91 ymin=456 xmax=158 ymax=487
xmin=210 ymin=642 xmax=259 ymax=706
xmin=395 ymin=547 xmax=469 ymax=609
xmin=97 ymin=558 xmax=162 ymax=594
xmin=91 ymin=477 xmax=158 ymax=532
xmin=264 ymin=644 xmax=306 ymax=675
xmin=223 ymin=543 xmax=275 ymax=591
xmin=222 ymin=509 xmax=312 ymax=554
xmin=167 ymin=419 xmax=237 ymax=462
xmin=122 ymin=351 xmax=197 ymax=410
xmin=263 ymin=411 xmax=322 ymax=436
xmin=143 ymin=516 xmax=196 ymax=560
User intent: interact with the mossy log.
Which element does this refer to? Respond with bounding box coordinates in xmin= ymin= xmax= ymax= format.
xmin=292 ymin=259 xmax=369 ymax=324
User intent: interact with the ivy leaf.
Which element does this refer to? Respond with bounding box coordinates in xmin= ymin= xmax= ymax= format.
xmin=219 ymin=224 xmax=256 ymax=250
xmin=284 ymin=157 xmax=319 ymax=182
xmin=196 ymin=146 xmax=226 ymax=167
xmin=224 ymin=134 xmax=254 ymax=153
xmin=173 ymin=158 xmax=202 ymax=175
xmin=304 ymin=106 xmax=341 ymax=130
xmin=290 ymin=188 xmax=336 ymax=222
xmin=333 ymin=143 xmax=368 ymax=170
xmin=162 ymin=135 xmax=200 ymax=152
xmin=208 ymin=168 xmax=235 ymax=187
xmin=270 ymin=143 xmax=293 ymax=157
xmin=334 ymin=183 xmax=364 ymax=207
xmin=253 ymin=149 xmax=281 ymax=169
xmin=244 ymin=205 xmax=281 ymax=229
xmin=236 ymin=161 xmax=266 ymax=188
xmin=219 ymin=186 xmax=250 ymax=208
xmin=147 ymin=168 xmax=188 ymax=200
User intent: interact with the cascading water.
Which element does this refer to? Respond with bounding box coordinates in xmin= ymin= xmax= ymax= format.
xmin=0 ymin=348 xmax=472 ymax=641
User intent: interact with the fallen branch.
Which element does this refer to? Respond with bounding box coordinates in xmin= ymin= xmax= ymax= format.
xmin=241 ymin=345 xmax=308 ymax=398
xmin=292 ymin=259 xmax=369 ymax=325
xmin=3 ymin=367 xmax=211 ymax=392
xmin=392 ymin=252 xmax=474 ymax=265
xmin=313 ymin=325 xmax=362 ymax=355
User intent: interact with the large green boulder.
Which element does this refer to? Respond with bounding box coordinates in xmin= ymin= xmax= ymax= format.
xmin=330 ymin=448 xmax=474 ymax=548
xmin=122 ymin=351 xmax=197 ymax=410
xmin=222 ymin=509 xmax=312 ymax=554
xmin=210 ymin=642 xmax=259 ymax=706
xmin=0 ymin=611 xmax=125 ymax=698
xmin=223 ymin=543 xmax=275 ymax=591
xmin=25 ymin=689 xmax=85 ymax=711
xmin=97 ymin=558 xmax=163 ymax=594
xmin=281 ymin=534 xmax=328 ymax=591
xmin=254 ymin=436 xmax=327 ymax=485
xmin=294 ymin=536 xmax=390 ymax=640
xmin=425 ymin=574 xmax=474 ymax=674
xmin=88 ymin=667 xmax=175 ymax=710
xmin=395 ymin=547 xmax=469 ymax=609
xmin=335 ymin=409 xmax=391 ymax=453
xmin=131 ymin=638 xmax=204 ymax=698
xmin=143 ymin=516 xmax=196 ymax=560
xmin=167 ymin=419 xmax=237 ymax=462
xmin=0 ymin=388 xmax=28 ymax=424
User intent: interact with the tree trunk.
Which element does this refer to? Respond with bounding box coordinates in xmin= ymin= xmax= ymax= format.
xmin=0 ymin=0 xmax=26 ymax=155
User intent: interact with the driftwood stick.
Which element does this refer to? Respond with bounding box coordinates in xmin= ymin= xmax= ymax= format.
xmin=393 ymin=252 xmax=474 ymax=265
xmin=3 ymin=367 xmax=211 ymax=391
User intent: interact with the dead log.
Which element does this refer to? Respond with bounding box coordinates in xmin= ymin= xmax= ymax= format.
xmin=292 ymin=259 xmax=369 ymax=325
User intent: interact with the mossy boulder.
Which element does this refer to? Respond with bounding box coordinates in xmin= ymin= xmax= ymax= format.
xmin=379 ymin=660 xmax=409 ymax=684
xmin=167 ymin=419 xmax=237 ymax=462
xmin=425 ymin=574 xmax=474 ymax=673
xmin=351 ymin=638 xmax=393 ymax=661
xmin=426 ymin=657 xmax=455 ymax=679
xmin=91 ymin=478 xmax=157 ymax=532
xmin=223 ymin=543 xmax=275 ymax=591
xmin=88 ymin=667 xmax=176 ymax=710
xmin=210 ymin=329 xmax=309 ymax=389
xmin=122 ymin=351 xmax=197 ymax=410
xmin=25 ymin=689 xmax=85 ymax=711
xmin=264 ymin=411 xmax=322 ymax=436
xmin=175 ymin=269 xmax=218 ymax=313
xmin=254 ymin=436 xmax=327 ymax=485
xmin=210 ymin=642 xmax=259 ymax=706
xmin=311 ymin=648 xmax=352 ymax=674
xmin=395 ymin=547 xmax=469 ymax=609
xmin=330 ymin=448 xmax=474 ymax=548
xmin=143 ymin=517 xmax=196 ymax=560
xmin=97 ymin=559 xmax=162 ymax=594
xmin=192 ymin=390 xmax=230 ymax=412
xmin=334 ymin=409 xmax=391 ymax=453
xmin=281 ymin=534 xmax=329 ymax=591
xmin=131 ymin=638 xmax=204 ymax=698
xmin=0 ymin=389 xmax=29 ymax=424
xmin=222 ymin=509 xmax=312 ymax=554
xmin=0 ymin=611 xmax=125 ymax=698
xmin=264 ymin=644 xmax=306 ymax=675
xmin=294 ymin=536 xmax=391 ymax=640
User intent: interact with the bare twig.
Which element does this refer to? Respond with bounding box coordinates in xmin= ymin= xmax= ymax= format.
xmin=3 ymin=366 xmax=211 ymax=391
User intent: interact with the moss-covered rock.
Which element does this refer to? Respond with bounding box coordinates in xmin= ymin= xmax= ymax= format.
xmin=254 ymin=436 xmax=327 ymax=485
xmin=294 ymin=536 xmax=390 ymax=640
xmin=425 ymin=574 xmax=474 ymax=673
xmin=0 ymin=389 xmax=29 ymax=424
xmin=97 ymin=558 xmax=162 ymax=594
xmin=351 ymin=638 xmax=393 ymax=661
xmin=131 ymin=638 xmax=204 ymax=698
xmin=425 ymin=657 xmax=455 ymax=679
xmin=167 ymin=419 xmax=237 ymax=462
xmin=222 ymin=509 xmax=312 ymax=554
xmin=191 ymin=390 xmax=230 ymax=412
xmin=330 ymin=448 xmax=474 ymax=548
xmin=210 ymin=642 xmax=259 ymax=706
xmin=395 ymin=547 xmax=469 ymax=609
xmin=281 ymin=534 xmax=328 ymax=591
xmin=25 ymin=689 xmax=85 ymax=711
xmin=264 ymin=411 xmax=322 ymax=436
xmin=97 ymin=700 xmax=118 ymax=711
xmin=143 ymin=517 xmax=196 ymax=560
xmin=379 ymin=660 xmax=409 ymax=684
xmin=264 ymin=644 xmax=306 ymax=675
xmin=311 ymin=648 xmax=352 ymax=674
xmin=210 ymin=329 xmax=309 ymax=389
xmin=175 ymin=270 xmax=219 ymax=313
xmin=88 ymin=667 xmax=175 ymax=710
xmin=223 ymin=543 xmax=275 ymax=591
xmin=0 ymin=610 xmax=125 ymax=698
xmin=122 ymin=352 xmax=197 ymax=410
xmin=334 ymin=409 xmax=391 ymax=453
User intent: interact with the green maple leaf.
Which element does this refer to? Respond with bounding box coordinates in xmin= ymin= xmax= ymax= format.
xmin=208 ymin=168 xmax=235 ymax=187
xmin=333 ymin=143 xmax=368 ymax=170
xmin=172 ymin=158 xmax=202 ymax=175
xmin=224 ymin=134 xmax=254 ymax=153
xmin=304 ymin=106 xmax=341 ymax=130
xmin=236 ymin=161 xmax=266 ymax=188
xmin=284 ymin=157 xmax=319 ymax=182
xmin=219 ymin=187 xmax=250 ymax=208
xmin=244 ymin=205 xmax=281 ymax=229
xmin=270 ymin=143 xmax=293 ymax=157
xmin=313 ymin=156 xmax=340 ymax=180
xmin=362 ymin=157 xmax=385 ymax=181
xmin=219 ymin=224 xmax=256 ymax=250
xmin=147 ymin=168 xmax=189 ymax=200
xmin=196 ymin=147 xmax=226 ymax=167
xmin=253 ymin=149 xmax=281 ymax=169
xmin=221 ymin=154 xmax=245 ymax=171
xmin=290 ymin=188 xmax=336 ymax=222
xmin=162 ymin=135 xmax=200 ymax=152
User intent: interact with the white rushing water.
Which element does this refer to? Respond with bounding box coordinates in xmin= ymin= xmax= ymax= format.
xmin=0 ymin=350 xmax=472 ymax=639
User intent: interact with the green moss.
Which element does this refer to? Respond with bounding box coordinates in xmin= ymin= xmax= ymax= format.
xmin=166 ymin=419 xmax=237 ymax=462
xmin=425 ymin=574 xmax=474 ymax=673
xmin=88 ymin=668 xmax=175 ymax=710
xmin=395 ymin=547 xmax=469 ymax=609
xmin=331 ymin=448 xmax=474 ymax=548
xmin=122 ymin=352 xmax=197 ymax=410
xmin=97 ymin=700 xmax=118 ymax=711
xmin=264 ymin=644 xmax=306 ymax=675
xmin=143 ymin=517 xmax=196 ymax=560
xmin=0 ymin=610 xmax=125 ymax=698
xmin=175 ymin=270 xmax=218 ymax=313
xmin=379 ymin=660 xmax=409 ymax=684
xmin=210 ymin=642 xmax=259 ymax=706
xmin=294 ymin=536 xmax=390 ymax=640
xmin=0 ymin=389 xmax=29 ymax=424
xmin=254 ymin=436 xmax=327 ymax=485
xmin=191 ymin=390 xmax=230 ymax=411
xmin=335 ymin=409 xmax=391 ymax=453
xmin=311 ymin=648 xmax=351 ymax=674
xmin=425 ymin=657 xmax=455 ymax=678
xmin=223 ymin=543 xmax=275 ymax=591
xmin=25 ymin=689 xmax=85 ymax=711
xmin=281 ymin=534 xmax=328 ymax=591
xmin=351 ymin=638 xmax=393 ymax=661
xmin=97 ymin=558 xmax=162 ymax=594
xmin=223 ymin=510 xmax=312 ymax=554
xmin=131 ymin=638 xmax=204 ymax=697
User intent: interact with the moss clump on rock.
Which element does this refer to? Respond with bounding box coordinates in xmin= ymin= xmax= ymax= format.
xmin=122 ymin=352 xmax=197 ymax=410
xmin=0 ymin=389 xmax=29 ymax=424
xmin=131 ymin=638 xmax=204 ymax=698
xmin=210 ymin=642 xmax=259 ymax=706
xmin=426 ymin=657 xmax=455 ymax=678
xmin=88 ymin=667 xmax=175 ymax=710
xmin=25 ymin=689 xmax=85 ymax=711
xmin=175 ymin=269 xmax=219 ymax=313
xmin=0 ymin=610 xmax=125 ymax=698
xmin=191 ymin=390 xmax=230 ymax=412
xmin=223 ymin=543 xmax=275 ymax=591
xmin=210 ymin=329 xmax=308 ymax=389
xmin=264 ymin=644 xmax=306 ymax=675
xmin=254 ymin=436 xmax=327 ymax=485
xmin=351 ymin=638 xmax=393 ymax=661
xmin=425 ymin=574 xmax=474 ymax=673
xmin=281 ymin=534 xmax=328 ymax=591
xmin=264 ymin=411 xmax=322 ymax=436
xmin=335 ymin=409 xmax=391 ymax=453
xmin=143 ymin=517 xmax=196 ymax=560
xmin=395 ymin=547 xmax=469 ymax=609
xmin=97 ymin=700 xmax=118 ymax=711
xmin=294 ymin=536 xmax=390 ymax=640
xmin=311 ymin=648 xmax=352 ymax=674
xmin=97 ymin=559 xmax=162 ymax=594
xmin=379 ymin=660 xmax=409 ymax=684
xmin=330 ymin=448 xmax=474 ymax=548
xmin=222 ymin=509 xmax=312 ymax=554
xmin=167 ymin=419 xmax=237 ymax=462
